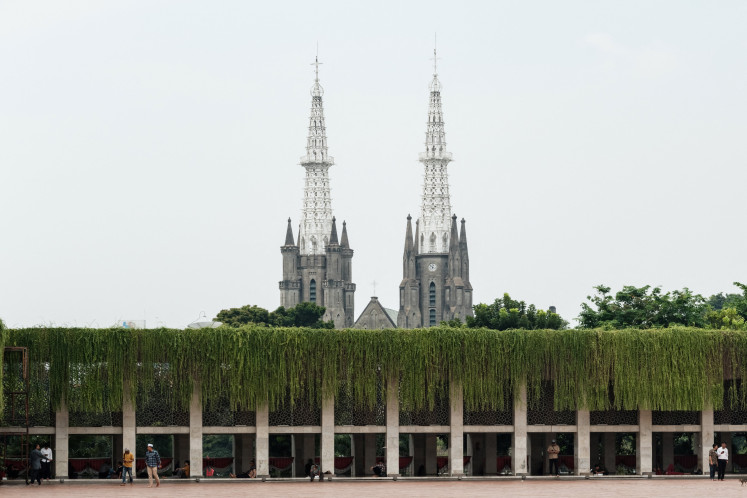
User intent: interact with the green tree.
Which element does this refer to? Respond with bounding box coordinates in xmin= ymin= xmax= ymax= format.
xmin=578 ymin=285 xmax=708 ymax=329
xmin=215 ymin=305 xmax=270 ymax=327
xmin=214 ymin=302 xmax=334 ymax=329
xmin=465 ymin=293 xmax=567 ymax=330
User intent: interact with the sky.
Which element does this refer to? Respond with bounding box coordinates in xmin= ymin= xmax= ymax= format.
xmin=1 ymin=1 xmax=745 ymax=329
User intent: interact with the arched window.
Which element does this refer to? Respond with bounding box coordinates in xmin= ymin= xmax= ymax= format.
xmin=429 ymin=282 xmax=436 ymax=307
xmin=310 ymin=279 xmax=317 ymax=303
xmin=429 ymin=308 xmax=436 ymax=326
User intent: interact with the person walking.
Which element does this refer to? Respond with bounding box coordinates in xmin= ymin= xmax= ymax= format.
xmin=547 ymin=439 xmax=561 ymax=476
xmin=40 ymin=442 xmax=53 ymax=481
xmin=717 ymin=442 xmax=729 ymax=481
xmin=708 ymin=443 xmax=719 ymax=481
xmin=145 ymin=443 xmax=161 ymax=488
xmin=28 ymin=444 xmax=43 ymax=485
xmin=121 ymin=448 xmax=134 ymax=486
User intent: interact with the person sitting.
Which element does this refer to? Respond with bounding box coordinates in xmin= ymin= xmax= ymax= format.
xmin=304 ymin=458 xmax=313 ymax=477
xmin=371 ymin=460 xmax=386 ymax=477
xmin=309 ymin=463 xmax=322 ymax=482
xmin=112 ymin=461 xmax=124 ymax=479
xmin=230 ymin=459 xmax=257 ymax=478
xmin=175 ymin=460 xmax=190 ymax=478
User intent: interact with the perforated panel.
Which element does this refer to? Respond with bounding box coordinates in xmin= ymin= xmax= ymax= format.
xmin=590 ymin=409 xmax=638 ymax=425
xmin=651 ymin=410 xmax=700 ymax=425
xmin=269 ymin=391 xmax=321 ymax=426
xmin=335 ymin=380 xmax=385 ymax=426
xmin=527 ymin=382 xmax=576 ymax=425
xmin=464 ymin=392 xmax=513 ymax=425
xmin=399 ymin=389 xmax=449 ymax=426
xmin=135 ymin=366 xmax=189 ymax=426
xmin=202 ymin=395 xmax=256 ymax=427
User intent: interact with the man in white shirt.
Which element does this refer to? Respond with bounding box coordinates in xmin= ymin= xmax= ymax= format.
xmin=40 ymin=443 xmax=53 ymax=481
xmin=716 ymin=442 xmax=729 ymax=481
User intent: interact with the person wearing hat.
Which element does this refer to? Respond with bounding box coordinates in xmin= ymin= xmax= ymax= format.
xmin=145 ymin=443 xmax=161 ymax=487
xmin=547 ymin=439 xmax=561 ymax=476
xmin=121 ymin=448 xmax=134 ymax=485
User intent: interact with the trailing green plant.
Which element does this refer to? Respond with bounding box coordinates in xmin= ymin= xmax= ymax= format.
xmin=2 ymin=326 xmax=747 ymax=418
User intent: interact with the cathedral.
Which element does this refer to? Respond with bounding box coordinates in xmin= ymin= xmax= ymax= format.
xmin=280 ymin=51 xmax=472 ymax=329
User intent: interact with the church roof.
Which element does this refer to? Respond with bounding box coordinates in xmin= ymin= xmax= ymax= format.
xmin=354 ymin=296 xmax=398 ymax=329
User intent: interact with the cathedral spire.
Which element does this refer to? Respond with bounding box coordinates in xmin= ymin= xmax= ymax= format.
xmin=329 ymin=216 xmax=339 ymax=245
xmin=298 ymin=53 xmax=335 ymax=255
xmin=418 ymin=46 xmax=453 ymax=254
xmin=340 ymin=220 xmax=349 ymax=248
xmin=284 ymin=218 xmax=295 ymax=246
xmin=404 ymin=214 xmax=414 ymax=253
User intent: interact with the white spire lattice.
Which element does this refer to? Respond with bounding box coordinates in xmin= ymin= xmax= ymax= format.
xmin=417 ymin=48 xmax=454 ymax=254
xmin=298 ymin=55 xmax=335 ymax=255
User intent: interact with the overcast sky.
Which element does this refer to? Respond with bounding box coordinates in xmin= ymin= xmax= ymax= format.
xmin=1 ymin=1 xmax=745 ymax=328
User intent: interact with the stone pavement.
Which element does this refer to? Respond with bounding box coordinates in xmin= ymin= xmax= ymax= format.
xmin=1 ymin=478 xmax=746 ymax=497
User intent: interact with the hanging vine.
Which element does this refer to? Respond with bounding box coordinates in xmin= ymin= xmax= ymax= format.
xmin=2 ymin=326 xmax=746 ymax=418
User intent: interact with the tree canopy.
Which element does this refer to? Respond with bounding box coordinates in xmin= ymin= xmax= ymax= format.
xmin=465 ymin=293 xmax=567 ymax=330
xmin=214 ymin=302 xmax=333 ymax=329
xmin=578 ymin=282 xmax=747 ymax=330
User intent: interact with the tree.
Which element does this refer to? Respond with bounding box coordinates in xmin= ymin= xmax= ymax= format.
xmin=465 ymin=293 xmax=567 ymax=330
xmin=215 ymin=305 xmax=270 ymax=328
xmin=214 ymin=302 xmax=334 ymax=329
xmin=578 ymin=285 xmax=708 ymax=329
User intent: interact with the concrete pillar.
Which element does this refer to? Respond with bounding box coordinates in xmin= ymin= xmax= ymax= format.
xmin=449 ymin=381 xmax=464 ymax=476
xmin=255 ymin=403 xmax=269 ymax=477
xmin=576 ymin=410 xmax=590 ymax=475
xmin=122 ymin=381 xmax=136 ymax=467
xmin=700 ymin=409 xmax=714 ymax=473
xmin=320 ymin=392 xmax=335 ymax=474
xmin=364 ymin=433 xmax=377 ymax=475
xmin=485 ymin=433 xmax=497 ymax=475
xmin=604 ymin=433 xmax=616 ymax=471
xmin=637 ymin=410 xmax=653 ymax=474
xmin=385 ymin=377 xmax=399 ymax=476
xmin=189 ymin=382 xmax=203 ymax=478
xmin=512 ymin=384 xmax=528 ymax=475
xmin=55 ymin=400 xmax=69 ymax=478
xmin=425 ymin=435 xmax=437 ymax=475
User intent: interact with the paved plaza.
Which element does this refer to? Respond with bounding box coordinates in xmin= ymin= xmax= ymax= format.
xmin=2 ymin=478 xmax=747 ymax=497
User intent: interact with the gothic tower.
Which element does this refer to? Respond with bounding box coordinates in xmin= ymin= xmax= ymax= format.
xmin=398 ymin=50 xmax=473 ymax=328
xmin=279 ymin=57 xmax=356 ymax=328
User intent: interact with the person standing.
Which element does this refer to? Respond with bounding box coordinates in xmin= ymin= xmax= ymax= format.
xmin=708 ymin=443 xmax=719 ymax=481
xmin=40 ymin=442 xmax=53 ymax=481
xmin=547 ymin=439 xmax=561 ymax=476
xmin=28 ymin=444 xmax=43 ymax=486
xmin=121 ymin=448 xmax=134 ymax=486
xmin=717 ymin=441 xmax=729 ymax=481
xmin=145 ymin=443 xmax=161 ymax=488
